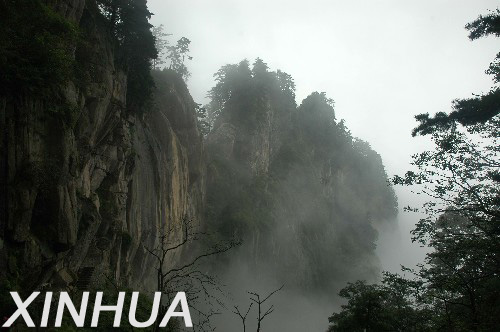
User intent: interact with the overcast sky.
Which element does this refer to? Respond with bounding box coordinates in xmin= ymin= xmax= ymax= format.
xmin=148 ymin=0 xmax=499 ymax=270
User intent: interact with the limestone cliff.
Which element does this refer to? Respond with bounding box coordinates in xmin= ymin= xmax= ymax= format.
xmin=0 ymin=1 xmax=204 ymax=293
xmin=205 ymin=63 xmax=398 ymax=292
xmin=0 ymin=1 xmax=396 ymax=307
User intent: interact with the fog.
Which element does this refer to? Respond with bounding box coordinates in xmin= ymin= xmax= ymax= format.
xmin=147 ymin=1 xmax=499 ymax=330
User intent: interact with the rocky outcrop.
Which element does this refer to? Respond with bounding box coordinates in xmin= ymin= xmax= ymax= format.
xmin=125 ymin=71 xmax=205 ymax=289
xmin=0 ymin=1 xmax=204 ymax=292
xmin=205 ymin=75 xmax=397 ymax=293
xmin=0 ymin=0 xmax=395 ymax=303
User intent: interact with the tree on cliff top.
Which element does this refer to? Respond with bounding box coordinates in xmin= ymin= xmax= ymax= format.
xmin=97 ymin=0 xmax=157 ymax=113
xmin=166 ymin=37 xmax=193 ymax=81
xmin=206 ymin=59 xmax=296 ymax=128
xmin=145 ymin=217 xmax=240 ymax=331
xmin=0 ymin=0 xmax=78 ymax=96
xmin=152 ymin=24 xmax=171 ymax=70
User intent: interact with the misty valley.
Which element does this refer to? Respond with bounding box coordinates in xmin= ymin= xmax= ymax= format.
xmin=0 ymin=0 xmax=499 ymax=331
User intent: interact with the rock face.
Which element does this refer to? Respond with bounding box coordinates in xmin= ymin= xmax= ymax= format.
xmin=0 ymin=1 xmax=396 ymax=302
xmin=0 ymin=1 xmax=204 ymax=291
xmin=205 ymin=70 xmax=398 ymax=293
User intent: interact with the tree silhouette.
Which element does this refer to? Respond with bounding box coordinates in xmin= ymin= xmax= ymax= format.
xmin=152 ymin=24 xmax=171 ymax=70
xmin=248 ymin=285 xmax=283 ymax=332
xmin=167 ymin=37 xmax=193 ymax=81
xmin=232 ymin=285 xmax=283 ymax=332
xmin=232 ymin=302 xmax=253 ymax=332
xmin=145 ymin=217 xmax=239 ymax=331
xmin=329 ymin=9 xmax=500 ymax=332
xmin=96 ymin=0 xmax=157 ymax=113
xmin=413 ymin=9 xmax=500 ymax=136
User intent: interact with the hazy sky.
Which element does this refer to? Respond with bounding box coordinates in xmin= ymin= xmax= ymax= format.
xmin=147 ymin=0 xmax=499 ymax=270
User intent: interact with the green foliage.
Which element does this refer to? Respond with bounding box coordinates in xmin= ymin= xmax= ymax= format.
xmin=0 ymin=0 xmax=158 ymax=113
xmin=166 ymin=37 xmax=193 ymax=81
xmin=330 ymin=11 xmax=500 ymax=331
xmin=466 ymin=9 xmax=500 ymax=40
xmin=195 ymin=103 xmax=212 ymax=136
xmin=252 ymin=57 xmax=270 ymax=78
xmin=331 ymin=116 xmax=499 ymax=331
xmin=151 ymin=25 xmax=193 ymax=82
xmin=96 ymin=0 xmax=157 ymax=113
xmin=0 ymin=0 xmax=78 ymax=96
xmin=328 ymin=273 xmax=433 ymax=332
xmin=396 ymin=118 xmax=499 ymax=331
xmin=276 ymin=69 xmax=296 ymax=101
xmin=413 ymin=9 xmax=500 ymax=136
xmin=206 ymin=60 xmax=252 ymax=123
xmin=152 ymin=24 xmax=171 ymax=70
xmin=395 ymin=121 xmax=499 ymax=245
xmin=206 ymin=59 xmax=296 ymax=132
xmin=205 ymin=58 xmax=398 ymax=290
xmin=412 ymin=89 xmax=500 ymax=136
xmin=297 ymin=92 xmax=336 ymax=148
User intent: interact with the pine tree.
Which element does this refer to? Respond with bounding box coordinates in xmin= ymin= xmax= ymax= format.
xmin=167 ymin=37 xmax=193 ymax=81
xmin=152 ymin=24 xmax=170 ymax=70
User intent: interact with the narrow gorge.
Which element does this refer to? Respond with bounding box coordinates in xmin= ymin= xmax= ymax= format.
xmin=0 ymin=0 xmax=397 ymax=329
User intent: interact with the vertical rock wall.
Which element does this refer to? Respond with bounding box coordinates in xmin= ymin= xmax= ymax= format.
xmin=0 ymin=0 xmax=204 ymax=292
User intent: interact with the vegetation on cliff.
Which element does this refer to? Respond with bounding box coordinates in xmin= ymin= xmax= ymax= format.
xmin=0 ymin=0 xmax=157 ymax=112
xmin=95 ymin=0 xmax=157 ymax=113
xmin=204 ymin=58 xmax=398 ymax=292
xmin=9 ymin=1 xmax=495 ymax=330
xmin=0 ymin=0 xmax=193 ymax=324
xmin=0 ymin=0 xmax=78 ymax=96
